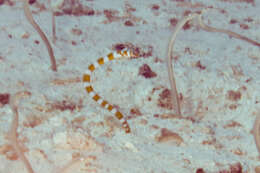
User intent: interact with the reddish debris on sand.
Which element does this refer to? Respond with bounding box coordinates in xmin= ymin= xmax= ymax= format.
xmin=226 ymin=90 xmax=242 ymax=102
xmin=138 ymin=64 xmax=157 ymax=78
xmin=0 ymin=93 xmax=9 ymax=106
xmin=157 ymin=88 xmax=173 ymax=110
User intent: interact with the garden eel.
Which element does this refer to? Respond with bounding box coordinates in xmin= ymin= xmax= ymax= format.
xmin=83 ymin=49 xmax=136 ymax=133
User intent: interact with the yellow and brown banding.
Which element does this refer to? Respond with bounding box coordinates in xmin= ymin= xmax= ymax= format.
xmin=83 ymin=49 xmax=134 ymax=133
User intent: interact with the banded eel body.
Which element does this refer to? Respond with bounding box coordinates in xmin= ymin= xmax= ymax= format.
xmin=83 ymin=49 xmax=135 ymax=133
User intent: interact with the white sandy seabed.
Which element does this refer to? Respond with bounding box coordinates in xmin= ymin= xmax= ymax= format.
xmin=0 ymin=0 xmax=260 ymax=172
